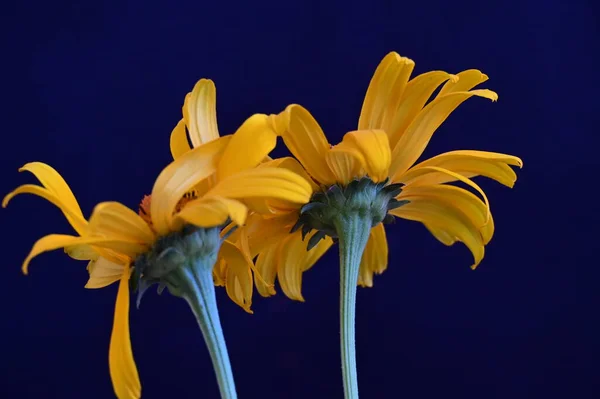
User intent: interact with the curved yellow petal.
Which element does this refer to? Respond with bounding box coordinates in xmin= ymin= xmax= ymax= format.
xmin=302 ymin=231 xmax=334 ymax=272
xmin=150 ymin=135 xmax=231 ymax=235
xmin=276 ymin=232 xmax=308 ymax=301
xmin=3 ymin=184 xmax=88 ymax=235
xmin=174 ymin=196 xmax=247 ymax=229
xmin=109 ymin=267 xmax=141 ymax=399
xmin=438 ymin=69 xmax=489 ymax=96
xmin=19 ymin=162 xmax=85 ymax=219
xmin=401 ymin=184 xmax=495 ymax=244
xmin=425 ymin=224 xmax=457 ymax=246
xmin=325 ymin=145 xmax=365 ymax=185
xmin=387 ymin=71 xmax=458 ymax=149
xmin=358 ymin=52 xmax=415 ymax=131
xmin=21 ymin=234 xmax=136 ymax=275
xmin=258 ymin=157 xmax=319 ymax=191
xmin=88 ymin=202 xmax=155 ymax=244
xmin=183 ymin=79 xmax=220 ymax=147
xmin=220 ymin=241 xmax=254 ymax=313
xmin=341 ymin=130 xmax=391 ymax=182
xmin=206 ymin=167 xmax=313 ymax=205
xmin=86 ymin=256 xmax=125 ymax=289
xmin=277 ymin=104 xmax=337 ymax=185
xmin=399 ymin=150 xmax=523 ymax=188
xmin=389 ymin=89 xmax=498 ymax=179
xmin=245 ymin=212 xmax=297 ymax=258
xmin=217 ymin=114 xmax=277 ymax=180
xmin=65 ymin=244 xmax=99 ymax=260
xmin=391 ymin=199 xmax=485 ymax=269
xmin=358 ymin=224 xmax=388 ymax=287
xmin=170 ymin=119 xmax=191 ymax=159
xmin=254 ymin=242 xmax=279 ymax=297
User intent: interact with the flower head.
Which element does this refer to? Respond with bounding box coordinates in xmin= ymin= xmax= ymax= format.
xmin=251 ymin=51 xmax=522 ymax=299
xmin=3 ymin=104 xmax=312 ymax=397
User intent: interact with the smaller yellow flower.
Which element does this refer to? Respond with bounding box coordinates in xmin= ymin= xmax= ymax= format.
xmin=3 ymin=114 xmax=312 ymax=398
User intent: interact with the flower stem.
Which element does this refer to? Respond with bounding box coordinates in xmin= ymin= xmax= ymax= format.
xmin=168 ymin=260 xmax=238 ymax=399
xmin=334 ymin=214 xmax=371 ymax=399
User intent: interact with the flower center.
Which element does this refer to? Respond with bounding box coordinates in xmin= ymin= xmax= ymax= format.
xmin=292 ymin=177 xmax=409 ymax=250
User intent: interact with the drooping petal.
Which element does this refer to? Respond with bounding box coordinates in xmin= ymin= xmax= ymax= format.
xmin=254 ymin=243 xmax=279 ymax=297
xmin=390 ymin=199 xmax=485 ymax=269
xmin=358 ymin=52 xmax=415 ymax=131
xmin=424 ymin=224 xmax=457 ymax=246
xmin=169 ymin=119 xmax=191 ymax=159
xmin=217 ymin=114 xmax=277 ymax=180
xmin=341 ymin=130 xmax=391 ymax=182
xmin=301 ymin=232 xmax=334 ymax=272
xmin=396 ymin=166 xmax=490 ymax=222
xmin=220 ymin=241 xmax=254 ymax=313
xmin=3 ymin=184 xmax=88 ymax=235
xmin=20 ymin=234 xmax=140 ymax=275
xmin=276 ymin=104 xmax=337 ymax=185
xmin=109 ymin=266 xmax=141 ymax=399
xmin=150 ymin=136 xmax=231 ymax=235
xmin=183 ymin=79 xmax=220 ymax=147
xmin=438 ymin=69 xmax=489 ymax=96
xmin=399 ymin=150 xmax=523 ymax=188
xmin=245 ymin=212 xmax=297 ymax=258
xmin=206 ymin=167 xmax=313 ymax=206
xmin=85 ymin=256 xmax=126 ymax=289
xmin=65 ymin=244 xmax=99 ymax=260
xmin=387 ymin=71 xmax=458 ymax=149
xmin=401 ymin=184 xmax=495 ymax=244
xmin=389 ymin=89 xmax=498 ymax=179
xmin=174 ymin=196 xmax=248 ymax=229
xmin=325 ymin=145 xmax=365 ymax=185
xmin=258 ymin=157 xmax=319 ymax=191
xmin=357 ymin=224 xmax=389 ymax=287
xmin=88 ymin=202 xmax=155 ymax=244
xmin=276 ymin=232 xmax=308 ymax=301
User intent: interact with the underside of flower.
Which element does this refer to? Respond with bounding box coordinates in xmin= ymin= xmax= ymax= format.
xmin=291 ymin=177 xmax=408 ymax=250
xmin=132 ymin=224 xmax=222 ymax=307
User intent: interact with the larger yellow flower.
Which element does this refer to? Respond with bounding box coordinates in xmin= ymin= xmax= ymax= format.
xmin=3 ymin=115 xmax=312 ymax=398
xmin=253 ymin=51 xmax=522 ymax=298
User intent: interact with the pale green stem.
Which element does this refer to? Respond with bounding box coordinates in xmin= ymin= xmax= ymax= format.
xmin=168 ymin=260 xmax=238 ymax=399
xmin=334 ymin=214 xmax=371 ymax=399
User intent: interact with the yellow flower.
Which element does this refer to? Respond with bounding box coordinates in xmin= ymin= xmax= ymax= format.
xmin=3 ymin=115 xmax=312 ymax=397
xmin=253 ymin=51 xmax=522 ymax=299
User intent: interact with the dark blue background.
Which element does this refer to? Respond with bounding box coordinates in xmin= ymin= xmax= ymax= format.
xmin=1 ymin=1 xmax=597 ymax=398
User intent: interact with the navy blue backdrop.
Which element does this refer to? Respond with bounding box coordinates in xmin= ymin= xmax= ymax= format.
xmin=1 ymin=1 xmax=597 ymax=398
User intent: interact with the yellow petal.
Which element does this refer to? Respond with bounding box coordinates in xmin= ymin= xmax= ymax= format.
xmin=254 ymin=242 xmax=279 ymax=297
xmin=245 ymin=212 xmax=297 ymax=258
xmin=170 ymin=119 xmax=191 ymax=159
xmin=389 ymin=89 xmax=498 ymax=179
xmin=258 ymin=157 xmax=319 ymax=192
xmin=358 ymin=52 xmax=415 ymax=131
xmin=220 ymin=241 xmax=254 ymax=313
xmin=401 ymin=184 xmax=495 ymax=244
xmin=301 ymin=232 xmax=333 ymax=272
xmin=88 ymin=202 xmax=155 ymax=244
xmin=86 ymin=256 xmax=126 ymax=289
xmin=341 ymin=130 xmax=391 ymax=182
xmin=276 ymin=231 xmax=308 ymax=301
xmin=325 ymin=144 xmax=365 ymax=185
xmin=206 ymin=167 xmax=313 ymax=206
xmin=399 ymin=150 xmax=523 ymax=188
xmin=277 ymin=104 xmax=337 ymax=185
xmin=387 ymin=71 xmax=458 ymax=149
xmin=391 ymin=199 xmax=485 ymax=269
xmin=358 ymin=224 xmax=388 ymax=287
xmin=396 ymin=166 xmax=490 ymax=223
xmin=438 ymin=69 xmax=489 ymax=96
xmin=217 ymin=114 xmax=277 ymax=180
xmin=424 ymin=224 xmax=457 ymax=246
xmin=183 ymin=79 xmax=220 ymax=147
xmin=174 ymin=196 xmax=247 ymax=229
xmin=109 ymin=267 xmax=141 ymax=399
xmin=3 ymin=169 xmax=88 ymax=236
xmin=65 ymin=244 xmax=98 ymax=260
xmin=150 ymin=135 xmax=231 ymax=235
